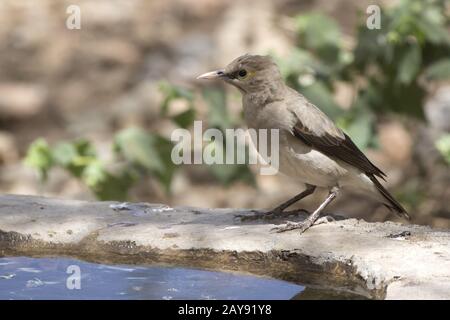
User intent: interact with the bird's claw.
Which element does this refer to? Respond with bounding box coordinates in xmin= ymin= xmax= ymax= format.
xmin=270 ymin=220 xmax=312 ymax=234
xmin=271 ymin=214 xmax=338 ymax=234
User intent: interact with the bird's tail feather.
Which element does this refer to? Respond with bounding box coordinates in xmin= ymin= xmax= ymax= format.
xmin=369 ymin=175 xmax=410 ymax=220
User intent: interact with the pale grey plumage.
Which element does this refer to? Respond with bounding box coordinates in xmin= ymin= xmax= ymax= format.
xmin=197 ymin=54 xmax=409 ymax=229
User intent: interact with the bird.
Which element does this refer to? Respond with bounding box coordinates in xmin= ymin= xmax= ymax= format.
xmin=197 ymin=54 xmax=410 ymax=234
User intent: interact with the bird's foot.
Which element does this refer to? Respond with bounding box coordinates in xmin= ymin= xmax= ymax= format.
xmin=271 ymin=214 xmax=338 ymax=234
xmin=271 ymin=220 xmax=314 ymax=234
xmin=235 ymin=208 xmax=309 ymax=221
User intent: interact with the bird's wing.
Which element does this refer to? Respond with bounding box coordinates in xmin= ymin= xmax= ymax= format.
xmin=290 ymin=99 xmax=386 ymax=180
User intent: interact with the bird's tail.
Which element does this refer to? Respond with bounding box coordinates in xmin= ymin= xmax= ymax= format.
xmin=369 ymin=175 xmax=410 ymax=220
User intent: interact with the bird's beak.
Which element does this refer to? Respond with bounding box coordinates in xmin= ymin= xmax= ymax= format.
xmin=196 ymin=69 xmax=226 ymax=80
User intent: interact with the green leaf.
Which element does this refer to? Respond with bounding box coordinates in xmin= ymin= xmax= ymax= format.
xmin=337 ymin=102 xmax=375 ymax=150
xmin=347 ymin=122 xmax=371 ymax=149
xmin=353 ymin=24 xmax=386 ymax=68
xmin=115 ymin=128 xmax=163 ymax=172
xmin=80 ymin=159 xmax=136 ymax=201
xmin=158 ymin=81 xmax=194 ymax=100
xmin=204 ymin=136 xmax=255 ymax=187
xmin=114 ymin=127 xmax=175 ymax=192
xmin=23 ymin=138 xmax=53 ymax=181
xmin=52 ymin=139 xmax=97 ymax=177
xmin=90 ymin=171 xmax=136 ymax=201
xmin=52 ymin=143 xmax=77 ymax=167
xmin=295 ymin=13 xmax=345 ymax=66
xmin=435 ymin=134 xmax=450 ymax=165
xmin=416 ymin=17 xmax=450 ymax=45
xmin=208 ymin=163 xmax=255 ymax=187
xmin=202 ymin=88 xmax=233 ymax=129
xmin=424 ymin=59 xmax=450 ymax=80
xmin=73 ymin=139 xmax=97 ymax=157
xmin=295 ymin=13 xmax=341 ymax=49
xmin=171 ymin=108 xmax=196 ymax=129
xmin=299 ymin=82 xmax=343 ymax=120
xmin=397 ymin=43 xmax=421 ymax=85
xmin=82 ymin=161 xmax=107 ymax=188
xmin=25 ymin=137 xmax=138 ymax=200
xmin=158 ymin=81 xmax=194 ymax=115
xmin=274 ymin=48 xmax=316 ymax=79
xmin=151 ymin=134 xmax=177 ymax=192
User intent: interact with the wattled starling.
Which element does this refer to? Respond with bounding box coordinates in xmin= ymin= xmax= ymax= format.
xmin=197 ymin=54 xmax=410 ymax=234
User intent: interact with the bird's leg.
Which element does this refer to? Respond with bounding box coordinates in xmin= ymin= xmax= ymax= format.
xmin=236 ymin=185 xmax=316 ymax=221
xmin=269 ymin=184 xmax=316 ymax=214
xmin=272 ymin=186 xmax=339 ymax=234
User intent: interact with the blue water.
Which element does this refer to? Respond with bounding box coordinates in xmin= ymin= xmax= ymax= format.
xmin=0 ymin=257 xmax=305 ymax=300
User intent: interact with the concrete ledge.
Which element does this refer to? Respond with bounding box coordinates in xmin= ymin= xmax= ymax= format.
xmin=0 ymin=194 xmax=449 ymax=299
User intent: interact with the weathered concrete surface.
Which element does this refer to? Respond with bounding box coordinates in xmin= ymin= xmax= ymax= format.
xmin=0 ymin=194 xmax=449 ymax=299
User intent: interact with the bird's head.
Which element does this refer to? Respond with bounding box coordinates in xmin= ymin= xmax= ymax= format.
xmin=197 ymin=54 xmax=283 ymax=94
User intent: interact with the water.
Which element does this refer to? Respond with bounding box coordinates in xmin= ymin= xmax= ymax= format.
xmin=0 ymin=257 xmax=306 ymax=300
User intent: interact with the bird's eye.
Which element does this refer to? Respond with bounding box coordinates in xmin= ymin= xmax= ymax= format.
xmin=238 ymin=69 xmax=247 ymax=78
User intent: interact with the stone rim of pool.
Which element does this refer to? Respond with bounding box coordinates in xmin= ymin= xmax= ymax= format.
xmin=1 ymin=195 xmax=450 ymax=300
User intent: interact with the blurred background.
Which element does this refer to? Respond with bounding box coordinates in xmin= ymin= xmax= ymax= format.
xmin=0 ymin=0 xmax=449 ymax=228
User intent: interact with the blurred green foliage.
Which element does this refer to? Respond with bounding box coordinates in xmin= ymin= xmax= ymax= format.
xmin=114 ymin=127 xmax=175 ymax=192
xmin=24 ymin=82 xmax=255 ymax=200
xmin=159 ymin=81 xmax=255 ymax=186
xmin=159 ymin=81 xmax=196 ymax=129
xmin=25 ymin=138 xmax=136 ymax=200
xmin=201 ymin=88 xmax=255 ymax=186
xmin=436 ymin=134 xmax=450 ymax=165
xmin=24 ymin=0 xmax=450 ymax=200
xmin=276 ymin=0 xmax=450 ymax=150
xmin=24 ymin=131 xmax=174 ymax=200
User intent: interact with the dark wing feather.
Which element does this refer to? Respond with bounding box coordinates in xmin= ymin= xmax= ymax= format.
xmin=291 ymin=110 xmax=387 ymax=180
xmin=290 ymin=102 xmax=409 ymax=218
